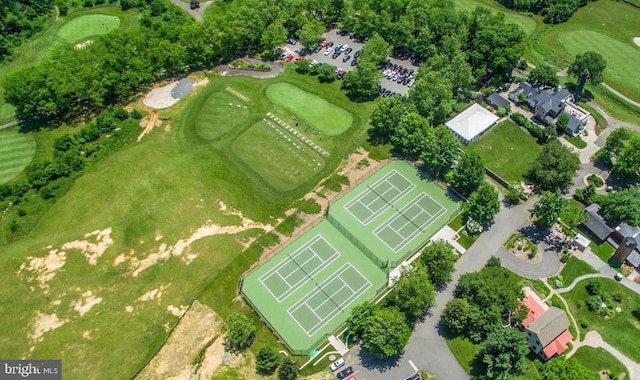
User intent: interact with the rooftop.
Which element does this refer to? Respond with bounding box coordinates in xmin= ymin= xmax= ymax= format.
xmin=583 ymin=203 xmax=614 ymax=241
xmin=527 ymin=307 xmax=571 ymax=347
xmin=445 ymin=103 xmax=499 ymax=143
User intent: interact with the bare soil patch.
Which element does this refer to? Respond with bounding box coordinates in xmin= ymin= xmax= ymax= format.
xmin=135 ymin=300 xmax=222 ymax=380
xmin=225 ymin=86 xmax=250 ymax=102
xmin=71 ymin=290 xmax=103 ymax=317
xmin=74 ymin=39 xmax=93 ymax=49
xmin=30 ymin=312 xmax=68 ymax=344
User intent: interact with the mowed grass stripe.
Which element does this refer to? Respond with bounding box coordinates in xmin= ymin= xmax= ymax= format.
xmin=453 ymin=0 xmax=538 ymax=35
xmin=0 ymin=128 xmax=36 ymax=184
xmin=558 ymin=30 xmax=640 ymax=102
xmin=266 ymin=83 xmax=353 ymax=136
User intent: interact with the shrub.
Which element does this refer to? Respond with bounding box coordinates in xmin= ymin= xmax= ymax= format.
xmin=221 ymin=313 xmax=257 ymax=354
xmin=497 ymin=107 xmax=507 ymax=117
xmin=586 ymin=281 xmax=601 ymax=296
xmin=255 ymin=345 xmax=281 ymax=373
xmin=586 ymin=296 xmax=601 ymax=312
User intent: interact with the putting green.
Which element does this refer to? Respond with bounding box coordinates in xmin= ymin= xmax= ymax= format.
xmin=195 ymin=92 xmax=251 ymax=140
xmin=56 ymin=14 xmax=121 ymax=42
xmin=266 ymin=83 xmax=352 ymax=136
xmin=559 ymin=30 xmax=640 ymax=102
xmin=231 ymin=119 xmax=324 ymax=191
xmin=0 ymin=127 xmax=36 ymax=185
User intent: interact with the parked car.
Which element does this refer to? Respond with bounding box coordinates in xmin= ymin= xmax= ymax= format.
xmin=345 ymin=47 xmax=353 ymax=54
xmin=329 ymin=358 xmax=345 ymax=372
xmin=332 ymin=51 xmax=340 ymax=59
xmin=328 ymin=41 xmax=334 ymax=47
xmin=324 ymin=48 xmax=332 ymax=56
xmin=285 ymin=54 xmax=294 ymax=61
xmin=340 ymin=44 xmax=349 ymax=52
xmin=287 ymin=38 xmax=297 ymax=45
xmin=615 ymin=273 xmax=624 ymax=281
xmin=337 ymin=367 xmax=354 ymax=380
xmin=350 ymin=59 xmax=358 ymax=67
xmin=405 ymin=374 xmax=421 ymax=380
xmin=342 ymin=54 xmax=351 ymax=62
xmin=354 ymin=50 xmax=361 ymax=58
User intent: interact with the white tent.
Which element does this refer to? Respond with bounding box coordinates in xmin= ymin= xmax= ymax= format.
xmin=445 ymin=103 xmax=499 ymax=144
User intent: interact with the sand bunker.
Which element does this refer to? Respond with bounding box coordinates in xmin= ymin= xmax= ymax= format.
xmin=143 ymin=78 xmax=196 ymax=109
xmin=635 ymin=37 xmax=640 ymax=47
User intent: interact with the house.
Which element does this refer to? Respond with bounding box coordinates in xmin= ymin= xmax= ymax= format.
xmin=520 ymin=286 xmax=573 ymax=361
xmin=486 ymin=92 xmax=510 ymax=110
xmin=444 ymin=103 xmax=499 ymax=144
xmin=508 ymin=82 xmax=590 ymax=133
xmin=582 ymin=204 xmax=614 ymax=242
xmin=611 ymin=223 xmax=640 ymax=267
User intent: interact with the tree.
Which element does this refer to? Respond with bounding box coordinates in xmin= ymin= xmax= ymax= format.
xmin=569 ymin=51 xmax=607 ymax=85
xmin=420 ymin=240 xmax=458 ymax=288
xmin=530 ymin=191 xmax=568 ymax=229
xmin=599 ymin=187 xmax=640 ymax=226
xmin=295 ymin=59 xmax=310 ymax=74
xmin=298 ymin=18 xmax=325 ymax=50
xmin=256 ymin=345 xmax=281 ymax=373
xmin=221 ymin=313 xmax=257 ymax=354
xmin=390 ymin=112 xmax=431 ymax=158
xmin=368 ymin=97 xmax=416 ymax=144
xmin=421 ymin=126 xmax=460 ymax=179
xmin=278 ymin=357 xmax=299 ymax=380
xmin=463 ymin=182 xmax=500 ymax=230
xmin=538 ymin=358 xmax=599 ymax=380
xmin=527 ymin=139 xmax=580 ymax=192
xmin=361 ymin=307 xmax=412 ymax=358
xmin=476 ymin=328 xmax=529 ymax=380
xmin=317 ymin=64 xmax=336 ymax=83
xmin=527 ymin=64 xmax=559 ymax=88
xmin=386 ymin=264 xmax=436 ymax=321
xmin=441 ymin=298 xmax=471 ymax=336
xmin=595 ymin=127 xmax=633 ymax=167
xmin=358 ymin=33 xmax=390 ymax=67
xmin=409 ymin=72 xmax=454 ymax=126
xmin=447 ymin=150 xmax=485 ymax=197
xmin=574 ymin=184 xmax=596 ymax=205
xmin=346 ymin=302 xmax=378 ymax=340
xmin=342 ymin=60 xmax=381 ymax=101
xmin=613 ymin=138 xmax=640 ymax=182
xmin=556 ymin=112 xmax=569 ymax=132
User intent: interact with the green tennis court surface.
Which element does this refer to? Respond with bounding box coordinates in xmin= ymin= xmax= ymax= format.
xmin=241 ymin=161 xmax=461 ymax=354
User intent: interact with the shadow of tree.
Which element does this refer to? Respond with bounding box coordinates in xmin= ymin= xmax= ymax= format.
xmin=357 ymin=348 xmax=402 ymax=372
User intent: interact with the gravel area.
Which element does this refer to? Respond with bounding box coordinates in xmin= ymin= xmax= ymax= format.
xmin=143 ymin=78 xmax=196 ymax=109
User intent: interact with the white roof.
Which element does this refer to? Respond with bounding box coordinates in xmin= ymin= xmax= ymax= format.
xmin=445 ymin=104 xmax=499 ymax=142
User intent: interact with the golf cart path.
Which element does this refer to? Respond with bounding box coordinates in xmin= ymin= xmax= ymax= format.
xmin=601 ymin=83 xmax=640 ymax=109
xmin=168 ymin=0 xmax=213 ymax=21
xmin=218 ymin=59 xmax=284 ymax=79
xmin=0 ymin=120 xmax=18 ymax=130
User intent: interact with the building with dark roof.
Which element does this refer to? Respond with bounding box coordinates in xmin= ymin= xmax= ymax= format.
xmin=582 ymin=204 xmax=614 ymax=242
xmin=486 ymin=92 xmax=510 ymax=110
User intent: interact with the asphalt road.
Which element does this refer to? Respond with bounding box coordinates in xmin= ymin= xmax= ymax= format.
xmin=343 ymin=197 xmax=538 ymax=380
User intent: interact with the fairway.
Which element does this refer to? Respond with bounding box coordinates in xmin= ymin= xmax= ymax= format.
xmin=56 ymin=14 xmax=121 ymax=42
xmin=453 ymin=0 xmax=537 ymax=35
xmin=266 ymin=83 xmax=352 ymax=136
xmin=469 ymin=120 xmax=542 ymax=183
xmin=558 ymin=30 xmax=640 ymax=103
xmin=231 ymin=118 xmax=325 ymax=191
xmin=0 ymin=127 xmax=36 ymax=185
xmin=195 ymin=92 xmax=251 ymax=140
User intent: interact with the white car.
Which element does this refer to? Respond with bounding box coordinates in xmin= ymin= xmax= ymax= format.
xmin=340 ymin=44 xmax=349 ymax=52
xmin=324 ymin=48 xmax=332 ymax=56
xmin=329 ymin=358 xmax=345 ymax=372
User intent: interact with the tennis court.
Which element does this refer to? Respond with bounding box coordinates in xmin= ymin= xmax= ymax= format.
xmin=241 ymin=220 xmax=386 ymax=354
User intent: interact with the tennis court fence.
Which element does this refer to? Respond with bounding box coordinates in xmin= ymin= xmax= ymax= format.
xmin=326 ymin=212 xmax=386 ymax=268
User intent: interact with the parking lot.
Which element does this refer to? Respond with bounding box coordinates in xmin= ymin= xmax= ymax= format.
xmin=286 ymin=31 xmax=418 ymax=96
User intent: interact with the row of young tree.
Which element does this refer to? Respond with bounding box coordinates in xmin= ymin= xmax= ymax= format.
xmin=3 ymin=0 xmax=527 ymax=124
xmin=496 ymin=0 xmax=597 ymax=24
xmin=345 ymin=241 xmax=458 ymax=358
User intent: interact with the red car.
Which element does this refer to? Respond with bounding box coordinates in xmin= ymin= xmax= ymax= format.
xmin=285 ymin=54 xmax=294 ymax=61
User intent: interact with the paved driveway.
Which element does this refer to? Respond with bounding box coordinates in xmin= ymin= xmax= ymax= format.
xmin=345 ymin=197 xmax=538 ymax=380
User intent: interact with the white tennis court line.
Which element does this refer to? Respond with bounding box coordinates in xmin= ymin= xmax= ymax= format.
xmin=343 ymin=169 xmax=416 ymax=225
xmin=373 ymin=192 xmax=447 ymax=253
xmin=287 ymin=262 xmax=371 ymax=337
xmin=259 ymin=235 xmax=340 ymax=302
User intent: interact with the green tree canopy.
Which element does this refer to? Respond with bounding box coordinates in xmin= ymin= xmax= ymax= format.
xmin=421 ymin=126 xmax=461 ymax=179
xmin=368 ymin=97 xmax=417 ymax=144
xmin=527 ymin=139 xmax=580 ymax=192
xmin=569 ymin=51 xmax=607 ymax=84
xmin=278 ymin=357 xmax=299 ymax=380
xmin=346 ymin=302 xmax=378 ymax=340
xmin=420 ymin=240 xmax=458 ymax=288
xmin=441 ymin=298 xmax=471 ymax=336
xmin=530 ymin=191 xmax=568 ymax=229
xmin=613 ymin=138 xmax=640 ymax=182
xmin=410 ymin=72 xmax=454 ymax=126
xmin=255 ymin=345 xmax=282 ymax=373
xmin=221 ymin=313 xmax=257 ymax=354
xmin=447 ymin=150 xmax=485 ymax=198
xmin=342 ymin=60 xmax=382 ymax=102
xmin=538 ymin=358 xmax=599 ymax=380
xmin=527 ymin=64 xmax=559 ymax=89
xmin=362 ymin=307 xmax=412 ymax=358
xmin=463 ymin=182 xmax=501 ymax=230
xmin=386 ymin=264 xmax=436 ymax=321
xmin=391 ymin=112 xmax=431 ymax=158
xmin=358 ymin=33 xmax=390 ymax=67
xmin=599 ymin=187 xmax=640 ymax=226
xmin=476 ymin=328 xmax=529 ymax=380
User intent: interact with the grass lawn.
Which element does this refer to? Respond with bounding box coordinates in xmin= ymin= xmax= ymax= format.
xmin=531 ymin=0 xmax=640 ymax=103
xmin=558 ymin=256 xmax=597 ymax=287
xmin=589 ymin=241 xmax=615 ymax=263
xmin=564 ymin=278 xmax=640 ymax=362
xmin=468 ymin=120 xmax=542 ymax=184
xmin=0 ymin=126 xmax=36 ymax=185
xmin=452 ymin=0 xmax=539 ymax=36
xmin=564 ymin=135 xmax=586 ymax=149
xmin=448 ymin=213 xmax=464 ymax=231
xmin=0 ymin=68 xmax=375 ymax=379
xmin=56 ymin=14 xmax=121 ymax=42
xmin=194 ymin=91 xmax=251 ymax=140
xmin=0 ymin=6 xmax=139 ymax=125
xmin=266 ymin=83 xmax=353 ymax=136
xmin=571 ymin=346 xmax=629 ymax=379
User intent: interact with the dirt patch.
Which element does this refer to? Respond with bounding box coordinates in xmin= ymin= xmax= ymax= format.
xmin=634 ymin=37 xmax=640 ymax=47
xmin=137 ymin=110 xmax=159 ymax=142
xmin=71 ymin=290 xmax=103 ymax=317
xmin=135 ymin=301 xmax=223 ymax=380
xmin=30 ymin=312 xmax=68 ymax=344
xmin=75 ymin=39 xmax=93 ymax=49
xmin=61 ymin=227 xmax=114 ymax=265
xmin=137 ymin=285 xmax=169 ymax=302
xmin=18 ymin=249 xmax=67 ymax=291
xmin=225 ymin=86 xmax=250 ymax=102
